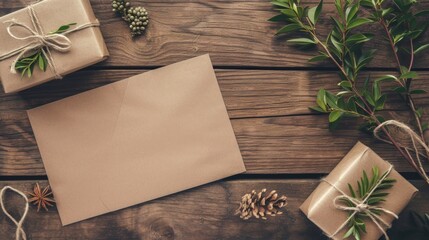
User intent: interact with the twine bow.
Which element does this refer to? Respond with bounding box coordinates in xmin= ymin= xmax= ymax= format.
xmin=323 ymin=165 xmax=398 ymax=240
xmin=0 ymin=186 xmax=29 ymax=240
xmin=0 ymin=4 xmax=100 ymax=78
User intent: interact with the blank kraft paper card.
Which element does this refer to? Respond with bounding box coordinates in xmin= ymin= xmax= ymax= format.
xmin=27 ymin=54 xmax=246 ymax=225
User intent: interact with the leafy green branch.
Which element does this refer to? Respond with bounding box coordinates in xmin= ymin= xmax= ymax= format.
xmin=15 ymin=23 xmax=76 ymax=79
xmin=270 ymin=0 xmax=429 ymax=182
xmin=270 ymin=0 xmax=386 ymax=128
xmin=363 ymin=0 xmax=429 ymax=159
xmin=342 ymin=167 xmax=396 ymax=240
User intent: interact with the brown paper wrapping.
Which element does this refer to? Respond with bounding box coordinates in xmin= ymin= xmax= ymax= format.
xmin=0 ymin=0 xmax=109 ymax=93
xmin=300 ymin=142 xmax=418 ymax=240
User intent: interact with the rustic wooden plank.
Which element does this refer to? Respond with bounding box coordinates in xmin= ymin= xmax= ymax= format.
xmin=1 ymin=69 xmax=429 ymax=119
xmin=0 ymin=180 xmax=427 ymax=240
xmin=1 ymin=70 xmax=428 ymax=175
xmin=0 ymin=0 xmax=428 ymax=68
xmin=1 ymin=110 xmax=427 ymax=175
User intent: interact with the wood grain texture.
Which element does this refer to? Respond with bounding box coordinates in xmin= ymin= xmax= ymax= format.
xmin=2 ymin=69 xmax=429 ymax=119
xmin=0 ymin=180 xmax=428 ymax=240
xmin=0 ymin=0 xmax=428 ymax=68
xmin=1 ymin=109 xmax=427 ymax=175
xmin=0 ymin=180 xmax=321 ymax=240
xmin=1 ymin=70 xmax=429 ymax=176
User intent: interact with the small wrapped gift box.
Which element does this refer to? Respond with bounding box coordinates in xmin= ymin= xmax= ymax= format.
xmin=300 ymin=142 xmax=418 ymax=240
xmin=0 ymin=0 xmax=109 ymax=93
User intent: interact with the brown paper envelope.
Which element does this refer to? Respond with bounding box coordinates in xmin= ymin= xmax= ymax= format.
xmin=300 ymin=142 xmax=418 ymax=240
xmin=27 ymin=54 xmax=246 ymax=225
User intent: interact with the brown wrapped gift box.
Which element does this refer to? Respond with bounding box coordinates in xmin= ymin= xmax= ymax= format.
xmin=300 ymin=142 xmax=418 ymax=240
xmin=0 ymin=0 xmax=109 ymax=93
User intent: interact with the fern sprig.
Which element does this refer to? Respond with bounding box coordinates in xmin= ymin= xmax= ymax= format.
xmin=342 ymin=167 xmax=396 ymax=240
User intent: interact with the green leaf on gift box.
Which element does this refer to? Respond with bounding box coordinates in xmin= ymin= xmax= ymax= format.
xmin=341 ymin=166 xmax=396 ymax=240
xmin=15 ymin=50 xmax=47 ymax=79
xmin=15 ymin=22 xmax=75 ymax=79
xmin=38 ymin=52 xmax=47 ymax=72
xmin=50 ymin=23 xmax=77 ymax=34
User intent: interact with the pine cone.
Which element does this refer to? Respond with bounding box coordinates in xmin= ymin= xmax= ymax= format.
xmin=235 ymin=189 xmax=287 ymax=220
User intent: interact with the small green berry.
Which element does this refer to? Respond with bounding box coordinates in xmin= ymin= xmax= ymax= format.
xmin=113 ymin=0 xmax=149 ymax=37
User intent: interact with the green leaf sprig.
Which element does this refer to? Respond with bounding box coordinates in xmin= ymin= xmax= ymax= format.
xmin=270 ymin=0 xmax=429 ymax=183
xmin=14 ymin=50 xmax=47 ymax=79
xmin=341 ymin=167 xmax=396 ymax=240
xmin=50 ymin=23 xmax=77 ymax=34
xmin=361 ymin=0 xmax=429 ymax=159
xmin=15 ymin=23 xmax=76 ymax=79
xmin=270 ymin=0 xmax=377 ymax=129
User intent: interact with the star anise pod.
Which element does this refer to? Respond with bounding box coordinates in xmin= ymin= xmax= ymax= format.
xmin=27 ymin=183 xmax=55 ymax=212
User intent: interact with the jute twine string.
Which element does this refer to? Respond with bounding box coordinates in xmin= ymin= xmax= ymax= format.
xmin=322 ymin=165 xmax=397 ymax=240
xmin=0 ymin=4 xmax=100 ymax=78
xmin=373 ymin=120 xmax=429 ymax=184
xmin=0 ymin=186 xmax=29 ymax=240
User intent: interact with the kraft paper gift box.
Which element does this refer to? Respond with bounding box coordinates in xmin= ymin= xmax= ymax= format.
xmin=0 ymin=0 xmax=109 ymax=93
xmin=27 ymin=54 xmax=246 ymax=225
xmin=300 ymin=142 xmax=418 ymax=240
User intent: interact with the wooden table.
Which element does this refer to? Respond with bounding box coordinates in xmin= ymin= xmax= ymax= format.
xmin=1 ymin=0 xmax=429 ymax=239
